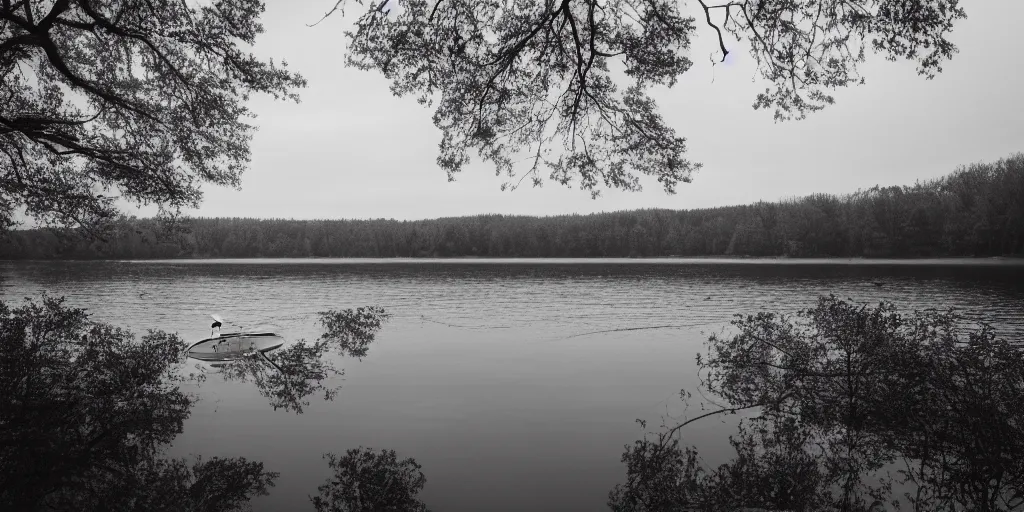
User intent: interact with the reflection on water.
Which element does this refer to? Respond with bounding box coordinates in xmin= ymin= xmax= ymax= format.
xmin=1 ymin=260 xmax=1023 ymax=511
xmin=0 ymin=297 xmax=391 ymax=511
xmin=611 ymin=296 xmax=1024 ymax=512
xmin=5 ymin=293 xmax=1022 ymax=511
xmin=311 ymin=447 xmax=431 ymax=512
xmin=0 ymin=297 xmax=275 ymax=510
xmin=210 ymin=307 xmax=391 ymax=414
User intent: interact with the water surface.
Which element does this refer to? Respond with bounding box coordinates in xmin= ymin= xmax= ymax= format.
xmin=3 ymin=259 xmax=1022 ymax=511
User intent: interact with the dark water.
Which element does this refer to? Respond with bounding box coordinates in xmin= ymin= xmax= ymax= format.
xmin=3 ymin=259 xmax=1023 ymax=511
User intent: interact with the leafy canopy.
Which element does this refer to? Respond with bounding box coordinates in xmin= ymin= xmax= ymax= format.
xmin=0 ymin=0 xmax=305 ymax=232
xmin=331 ymin=0 xmax=965 ymax=197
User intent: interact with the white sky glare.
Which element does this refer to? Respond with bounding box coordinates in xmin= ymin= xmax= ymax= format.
xmin=179 ymin=0 xmax=1023 ymax=221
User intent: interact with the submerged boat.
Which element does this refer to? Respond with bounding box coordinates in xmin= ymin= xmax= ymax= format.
xmin=186 ymin=314 xmax=286 ymax=362
xmin=185 ymin=331 xmax=285 ymax=362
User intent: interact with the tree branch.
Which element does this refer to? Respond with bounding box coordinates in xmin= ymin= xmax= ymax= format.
xmin=697 ymin=0 xmax=729 ymax=63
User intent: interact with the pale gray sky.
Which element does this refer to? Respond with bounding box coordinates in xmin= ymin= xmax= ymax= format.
xmin=180 ymin=0 xmax=1023 ymax=220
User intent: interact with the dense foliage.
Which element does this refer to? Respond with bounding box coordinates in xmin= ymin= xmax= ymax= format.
xmin=3 ymin=153 xmax=1021 ymax=259
xmin=5 ymin=293 xmax=1022 ymax=510
xmin=0 ymin=296 xmax=395 ymax=511
xmin=0 ymin=296 xmax=277 ymax=511
xmin=329 ymin=0 xmax=965 ymax=195
xmin=610 ymin=296 xmax=1024 ymax=511
xmin=0 ymin=0 xmax=304 ymax=232
xmin=310 ymin=447 xmax=431 ymax=512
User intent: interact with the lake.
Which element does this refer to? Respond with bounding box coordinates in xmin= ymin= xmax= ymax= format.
xmin=3 ymin=258 xmax=1024 ymax=511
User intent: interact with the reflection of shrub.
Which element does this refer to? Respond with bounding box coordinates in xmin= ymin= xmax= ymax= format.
xmin=319 ymin=306 xmax=392 ymax=359
xmin=609 ymin=423 xmax=702 ymax=512
xmin=40 ymin=456 xmax=278 ymax=512
xmin=702 ymin=416 xmax=829 ymax=511
xmin=611 ymin=296 xmax=1024 ymax=512
xmin=610 ymin=417 xmax=830 ymax=512
xmin=893 ymin=323 xmax=1024 ymax=511
xmin=311 ymin=447 xmax=430 ymax=512
xmin=0 ymin=296 xmax=277 ymax=511
xmin=216 ymin=306 xmax=392 ymax=414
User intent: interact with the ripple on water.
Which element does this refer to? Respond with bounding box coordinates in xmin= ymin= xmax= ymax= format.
xmin=2 ymin=260 xmax=1023 ymax=512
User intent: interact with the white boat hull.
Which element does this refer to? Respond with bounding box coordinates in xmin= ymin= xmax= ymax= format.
xmin=186 ymin=332 xmax=285 ymax=362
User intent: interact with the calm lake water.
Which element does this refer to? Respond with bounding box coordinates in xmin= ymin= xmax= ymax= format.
xmin=3 ymin=258 xmax=1024 ymax=511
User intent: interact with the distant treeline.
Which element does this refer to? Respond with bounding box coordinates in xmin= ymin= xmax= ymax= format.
xmin=3 ymin=154 xmax=1023 ymax=260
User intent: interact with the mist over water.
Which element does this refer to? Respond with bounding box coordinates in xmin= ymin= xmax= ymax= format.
xmin=3 ymin=259 xmax=1023 ymax=511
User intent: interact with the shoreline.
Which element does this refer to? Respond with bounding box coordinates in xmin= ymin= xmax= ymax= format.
xmin=4 ymin=256 xmax=1023 ymax=265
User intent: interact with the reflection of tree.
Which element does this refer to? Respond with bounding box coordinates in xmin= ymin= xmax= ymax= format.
xmin=40 ymin=456 xmax=277 ymax=512
xmin=1 ymin=298 xmax=396 ymax=511
xmin=0 ymin=297 xmax=276 ymax=511
xmin=891 ymin=324 xmax=1024 ymax=512
xmin=311 ymin=447 xmax=430 ymax=512
xmin=214 ymin=341 xmax=342 ymax=415
xmin=213 ymin=307 xmax=391 ymax=414
xmin=610 ymin=296 xmax=1024 ymax=511
xmin=611 ymin=417 xmax=830 ymax=512
xmin=19 ymin=290 xmax=1023 ymax=511
xmin=319 ymin=306 xmax=391 ymax=360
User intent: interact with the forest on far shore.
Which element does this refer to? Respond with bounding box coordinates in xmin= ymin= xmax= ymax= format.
xmin=2 ymin=153 xmax=1022 ymax=260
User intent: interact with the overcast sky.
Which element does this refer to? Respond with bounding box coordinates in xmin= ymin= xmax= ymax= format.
xmin=173 ymin=0 xmax=1023 ymax=221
